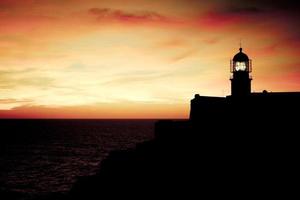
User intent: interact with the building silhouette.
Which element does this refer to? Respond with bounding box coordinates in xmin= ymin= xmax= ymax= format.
xmin=190 ymin=48 xmax=300 ymax=121
xmin=68 ymin=48 xmax=300 ymax=199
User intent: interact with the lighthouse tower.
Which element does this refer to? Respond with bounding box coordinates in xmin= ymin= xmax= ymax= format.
xmin=230 ymin=48 xmax=252 ymax=97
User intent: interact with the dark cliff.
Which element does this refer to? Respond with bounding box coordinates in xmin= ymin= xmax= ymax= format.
xmin=68 ymin=92 xmax=300 ymax=199
xmin=68 ymin=94 xmax=299 ymax=198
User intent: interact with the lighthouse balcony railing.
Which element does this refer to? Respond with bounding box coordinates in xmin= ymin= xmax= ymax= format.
xmin=230 ymin=60 xmax=234 ymax=73
xmin=249 ymin=60 xmax=252 ymax=72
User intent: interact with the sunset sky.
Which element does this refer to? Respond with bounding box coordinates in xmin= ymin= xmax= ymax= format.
xmin=0 ymin=0 xmax=299 ymax=118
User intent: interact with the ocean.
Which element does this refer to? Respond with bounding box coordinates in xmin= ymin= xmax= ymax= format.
xmin=0 ymin=120 xmax=155 ymax=199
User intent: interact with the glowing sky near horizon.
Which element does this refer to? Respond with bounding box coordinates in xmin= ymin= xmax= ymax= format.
xmin=0 ymin=0 xmax=300 ymax=118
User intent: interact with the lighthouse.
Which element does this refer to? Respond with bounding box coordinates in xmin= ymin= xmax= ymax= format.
xmin=189 ymin=47 xmax=300 ymax=122
xmin=230 ymin=48 xmax=252 ymax=97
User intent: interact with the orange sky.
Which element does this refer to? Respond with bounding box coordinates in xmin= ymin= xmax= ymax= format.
xmin=0 ymin=0 xmax=300 ymax=118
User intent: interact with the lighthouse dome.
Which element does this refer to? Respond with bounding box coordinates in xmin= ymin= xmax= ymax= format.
xmin=233 ymin=48 xmax=249 ymax=62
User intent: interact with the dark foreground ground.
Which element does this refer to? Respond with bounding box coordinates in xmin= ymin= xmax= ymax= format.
xmin=68 ymin=113 xmax=298 ymax=199
xmin=1 ymin=106 xmax=298 ymax=199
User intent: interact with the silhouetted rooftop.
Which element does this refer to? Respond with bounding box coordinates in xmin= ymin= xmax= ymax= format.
xmin=250 ymin=91 xmax=300 ymax=97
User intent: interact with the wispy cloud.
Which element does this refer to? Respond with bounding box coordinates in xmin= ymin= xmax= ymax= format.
xmin=156 ymin=39 xmax=188 ymax=48
xmin=101 ymin=71 xmax=170 ymax=86
xmin=171 ymin=49 xmax=198 ymax=62
xmin=0 ymin=98 xmax=32 ymax=104
xmin=0 ymin=69 xmax=55 ymax=89
xmin=0 ymin=98 xmax=33 ymax=110
xmin=88 ymin=7 xmax=173 ymax=24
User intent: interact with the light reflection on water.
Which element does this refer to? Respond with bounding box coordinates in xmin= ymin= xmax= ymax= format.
xmin=0 ymin=120 xmax=155 ymax=199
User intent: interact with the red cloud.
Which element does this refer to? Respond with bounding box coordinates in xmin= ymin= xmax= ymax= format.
xmin=252 ymin=37 xmax=300 ymax=58
xmin=196 ymin=10 xmax=258 ymax=29
xmin=250 ymin=44 xmax=279 ymax=58
xmin=88 ymin=8 xmax=171 ymax=24
xmin=0 ymin=103 xmax=187 ymax=119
